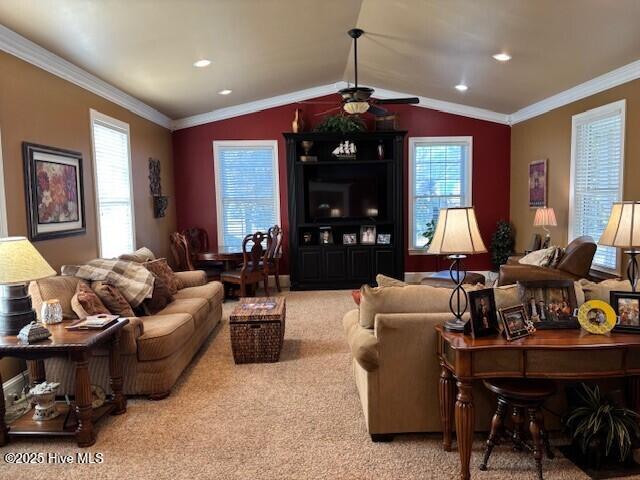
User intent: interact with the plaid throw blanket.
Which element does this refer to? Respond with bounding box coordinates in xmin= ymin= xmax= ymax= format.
xmin=61 ymin=259 xmax=154 ymax=307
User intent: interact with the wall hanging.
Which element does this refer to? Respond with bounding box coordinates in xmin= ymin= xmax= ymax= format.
xmin=149 ymin=158 xmax=168 ymax=218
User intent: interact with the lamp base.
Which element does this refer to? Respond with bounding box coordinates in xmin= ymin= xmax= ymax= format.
xmin=444 ymin=317 xmax=467 ymax=333
xmin=0 ymin=284 xmax=37 ymax=336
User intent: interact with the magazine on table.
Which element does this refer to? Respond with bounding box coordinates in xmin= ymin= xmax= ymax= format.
xmin=242 ymin=301 xmax=277 ymax=310
xmin=65 ymin=314 xmax=119 ymax=330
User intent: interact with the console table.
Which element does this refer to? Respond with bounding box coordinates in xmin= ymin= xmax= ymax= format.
xmin=436 ymin=325 xmax=640 ymax=480
xmin=0 ymin=318 xmax=128 ymax=447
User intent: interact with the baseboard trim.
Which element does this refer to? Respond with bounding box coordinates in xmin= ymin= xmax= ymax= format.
xmin=2 ymin=370 xmax=28 ymax=403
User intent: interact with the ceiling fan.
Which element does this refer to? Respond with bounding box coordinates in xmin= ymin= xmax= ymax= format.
xmin=302 ymin=28 xmax=419 ymax=116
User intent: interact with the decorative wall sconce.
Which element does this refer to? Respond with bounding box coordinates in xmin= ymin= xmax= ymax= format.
xmin=149 ymin=158 xmax=168 ymax=218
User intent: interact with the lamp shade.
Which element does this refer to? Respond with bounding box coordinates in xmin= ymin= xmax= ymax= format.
xmin=427 ymin=207 xmax=487 ymax=255
xmin=0 ymin=237 xmax=56 ymax=284
xmin=533 ymin=207 xmax=557 ymax=227
xmin=599 ymin=202 xmax=640 ymax=248
xmin=343 ymin=101 xmax=369 ymax=114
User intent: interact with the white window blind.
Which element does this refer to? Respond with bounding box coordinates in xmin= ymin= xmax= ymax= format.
xmin=90 ymin=110 xmax=135 ymax=258
xmin=570 ymin=100 xmax=625 ymax=272
xmin=213 ymin=141 xmax=280 ymax=250
xmin=409 ymin=137 xmax=472 ymax=251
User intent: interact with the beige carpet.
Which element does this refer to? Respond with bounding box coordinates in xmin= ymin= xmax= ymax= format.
xmin=1 ymin=290 xmax=593 ymax=479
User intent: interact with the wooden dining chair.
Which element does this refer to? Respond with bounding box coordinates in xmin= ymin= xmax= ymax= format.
xmin=265 ymin=225 xmax=283 ymax=292
xmin=221 ymin=232 xmax=269 ymax=297
xmin=170 ymin=231 xmax=223 ymax=280
xmin=182 ymin=227 xmax=209 ymax=254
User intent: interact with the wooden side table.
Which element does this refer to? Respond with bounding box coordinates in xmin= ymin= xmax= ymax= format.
xmin=0 ymin=318 xmax=129 ymax=448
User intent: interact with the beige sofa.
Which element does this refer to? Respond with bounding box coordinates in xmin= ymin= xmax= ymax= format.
xmin=29 ymin=270 xmax=223 ymax=399
xmin=342 ymin=278 xmax=605 ymax=441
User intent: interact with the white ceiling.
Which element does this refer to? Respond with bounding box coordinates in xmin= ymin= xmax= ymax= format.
xmin=1 ymin=0 xmax=640 ymax=121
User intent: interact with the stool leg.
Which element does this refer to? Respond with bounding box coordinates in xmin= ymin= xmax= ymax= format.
xmin=480 ymin=398 xmax=508 ymax=471
xmin=528 ymin=408 xmax=544 ymax=480
xmin=537 ymin=409 xmax=554 ymax=460
xmin=511 ymin=406 xmax=525 ymax=451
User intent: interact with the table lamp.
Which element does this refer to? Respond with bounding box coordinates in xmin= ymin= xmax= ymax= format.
xmin=0 ymin=237 xmax=56 ymax=335
xmin=427 ymin=207 xmax=487 ymax=332
xmin=533 ymin=207 xmax=557 ymax=248
xmin=599 ymin=202 xmax=640 ymax=292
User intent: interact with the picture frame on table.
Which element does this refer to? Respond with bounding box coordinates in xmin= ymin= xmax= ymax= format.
xmin=610 ymin=291 xmax=640 ymax=333
xmin=499 ymin=304 xmax=533 ymax=341
xmin=360 ymin=225 xmax=376 ymax=245
xmin=23 ymin=142 xmax=86 ymax=241
xmin=528 ymin=158 xmax=547 ymax=208
xmin=468 ymin=289 xmax=500 ymax=338
xmin=517 ymin=280 xmax=579 ymax=329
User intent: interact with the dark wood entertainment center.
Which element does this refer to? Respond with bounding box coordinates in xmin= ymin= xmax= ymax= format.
xmin=284 ymin=130 xmax=406 ymax=290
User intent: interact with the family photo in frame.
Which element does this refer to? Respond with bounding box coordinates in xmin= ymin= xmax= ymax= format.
xmin=468 ymin=289 xmax=499 ymax=338
xmin=517 ymin=280 xmax=578 ymax=329
xmin=610 ymin=291 xmax=640 ymax=332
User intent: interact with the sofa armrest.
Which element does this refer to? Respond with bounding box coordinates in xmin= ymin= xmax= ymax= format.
xmin=498 ymin=264 xmax=578 ymax=286
xmin=119 ymin=317 xmax=144 ymax=355
xmin=174 ymin=270 xmax=207 ymax=288
xmin=343 ymin=309 xmax=379 ymax=372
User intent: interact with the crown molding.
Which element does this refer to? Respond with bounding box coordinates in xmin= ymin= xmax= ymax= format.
xmin=0 ymin=24 xmax=172 ymax=129
xmin=172 ymin=81 xmax=510 ymax=130
xmin=509 ymin=58 xmax=640 ymax=124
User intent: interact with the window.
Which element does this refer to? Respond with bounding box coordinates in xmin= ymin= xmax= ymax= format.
xmin=569 ymin=100 xmax=625 ymax=273
xmin=408 ymin=137 xmax=472 ymax=252
xmin=90 ymin=110 xmax=135 ymax=258
xmin=0 ymin=128 xmax=7 ymax=237
xmin=213 ymin=140 xmax=280 ymax=250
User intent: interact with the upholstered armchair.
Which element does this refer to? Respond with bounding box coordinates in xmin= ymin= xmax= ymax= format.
xmin=497 ymin=236 xmax=597 ymax=286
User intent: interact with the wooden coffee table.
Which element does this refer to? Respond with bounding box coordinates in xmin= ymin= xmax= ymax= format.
xmin=0 ymin=318 xmax=129 ymax=447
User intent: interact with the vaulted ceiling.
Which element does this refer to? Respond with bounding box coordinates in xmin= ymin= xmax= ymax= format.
xmin=1 ymin=0 xmax=639 ymax=121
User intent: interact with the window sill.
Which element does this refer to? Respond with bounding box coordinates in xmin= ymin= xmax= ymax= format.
xmin=408 ymin=248 xmax=430 ymax=256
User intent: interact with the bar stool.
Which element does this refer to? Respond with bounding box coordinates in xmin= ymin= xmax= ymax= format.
xmin=480 ymin=378 xmax=556 ymax=480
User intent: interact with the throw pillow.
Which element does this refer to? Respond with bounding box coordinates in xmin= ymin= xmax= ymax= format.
xmin=118 ymin=253 xmax=145 ymax=263
xmin=143 ymin=274 xmax=173 ymax=314
xmin=72 ymin=281 xmax=110 ymax=319
xmin=135 ymin=247 xmax=156 ymax=262
xmin=145 ymin=258 xmax=181 ymax=294
xmin=351 ymin=290 xmax=361 ymax=305
xmin=375 ymin=274 xmax=408 ymax=287
xmin=91 ymin=281 xmax=136 ymax=317
xmin=548 ymin=247 xmax=565 ymax=268
xmin=518 ymin=247 xmax=556 ymax=267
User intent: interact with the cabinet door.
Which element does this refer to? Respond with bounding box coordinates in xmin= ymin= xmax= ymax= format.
xmin=348 ymin=248 xmax=371 ymax=283
xmin=299 ymin=248 xmax=322 ymax=282
xmin=374 ymin=249 xmax=395 ymax=278
xmin=324 ymin=248 xmax=347 ymax=280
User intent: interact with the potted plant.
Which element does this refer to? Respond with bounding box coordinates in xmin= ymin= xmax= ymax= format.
xmin=314 ymin=113 xmax=366 ymax=134
xmin=490 ymin=220 xmax=515 ymax=271
xmin=421 ymin=220 xmax=436 ymax=248
xmin=564 ymin=383 xmax=640 ymax=470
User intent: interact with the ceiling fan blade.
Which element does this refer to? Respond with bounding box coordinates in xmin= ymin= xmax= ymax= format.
xmin=368 ymin=104 xmax=389 ymax=116
xmin=314 ymin=105 xmax=343 ymax=116
xmin=297 ymin=101 xmax=339 ymax=105
xmin=375 ymin=97 xmax=420 ymax=105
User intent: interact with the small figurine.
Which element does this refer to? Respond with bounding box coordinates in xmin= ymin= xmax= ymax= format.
xmin=29 ymin=382 xmax=61 ymax=421
xmin=17 ymin=321 xmax=52 ymax=344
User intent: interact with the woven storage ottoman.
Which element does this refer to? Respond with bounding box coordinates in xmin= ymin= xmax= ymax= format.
xmin=229 ymin=297 xmax=286 ymax=364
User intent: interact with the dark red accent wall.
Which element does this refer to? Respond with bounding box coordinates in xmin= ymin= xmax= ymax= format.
xmin=172 ymin=94 xmax=510 ymax=274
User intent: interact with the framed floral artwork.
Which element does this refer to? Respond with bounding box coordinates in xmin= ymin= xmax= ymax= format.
xmin=528 ymin=159 xmax=547 ymax=208
xmin=23 ymin=142 xmax=86 ymax=241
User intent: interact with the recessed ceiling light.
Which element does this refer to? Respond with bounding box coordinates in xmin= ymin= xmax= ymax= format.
xmin=193 ymin=59 xmax=211 ymax=68
xmin=493 ymin=53 xmax=512 ymax=62
xmin=455 ymin=84 xmax=468 ymax=92
xmin=218 ymin=89 xmax=232 ymax=95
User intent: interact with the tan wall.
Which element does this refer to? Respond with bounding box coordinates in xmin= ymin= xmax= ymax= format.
xmin=0 ymin=51 xmax=176 ymax=381
xmin=510 ymin=78 xmax=640 ymax=256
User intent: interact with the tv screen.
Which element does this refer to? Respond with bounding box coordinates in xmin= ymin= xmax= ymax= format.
xmin=307 ymin=174 xmax=383 ymax=221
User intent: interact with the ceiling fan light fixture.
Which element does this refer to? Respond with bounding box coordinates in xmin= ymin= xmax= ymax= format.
xmin=343 ymin=101 xmax=369 ymax=114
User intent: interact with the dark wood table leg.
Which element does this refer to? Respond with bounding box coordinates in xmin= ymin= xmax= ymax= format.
xmin=455 ymin=380 xmax=474 ymax=480
xmin=109 ymin=331 xmax=127 ymax=415
xmin=72 ymin=350 xmax=95 ymax=447
xmin=439 ymin=362 xmax=456 ymax=452
xmin=0 ymin=367 xmax=8 ymax=446
xmin=27 ymin=359 xmax=46 ymax=386
xmin=627 ymin=375 xmax=640 ymax=414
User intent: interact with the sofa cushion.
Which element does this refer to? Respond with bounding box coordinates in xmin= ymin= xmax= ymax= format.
xmin=156 ymin=298 xmax=209 ymax=328
xmin=580 ymin=278 xmax=632 ymax=302
xmin=358 ymin=283 xmax=484 ymax=329
xmin=173 ymin=281 xmax=223 ymax=310
xmin=137 ymin=313 xmax=194 ymax=361
xmin=29 ymin=276 xmax=81 ymax=320
xmin=91 ymin=281 xmax=135 ymax=317
xmin=174 ymin=270 xmax=207 ymax=289
xmin=375 ymin=274 xmax=408 ymax=287
xmin=342 ymin=309 xmax=379 ymax=371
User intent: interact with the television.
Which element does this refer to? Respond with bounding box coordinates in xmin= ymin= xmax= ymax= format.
xmin=306 ymin=167 xmax=385 ymax=221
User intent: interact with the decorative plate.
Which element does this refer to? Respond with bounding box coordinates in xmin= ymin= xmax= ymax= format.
xmin=577 ymin=300 xmax=617 ymax=334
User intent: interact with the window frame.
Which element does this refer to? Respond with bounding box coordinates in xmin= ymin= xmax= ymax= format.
xmin=408 ymin=136 xmax=473 ymax=255
xmin=212 ymin=140 xmax=281 ymax=249
xmin=568 ymin=99 xmax=626 ymax=275
xmin=0 ymin=128 xmax=8 ymax=237
xmin=89 ymin=108 xmax=136 ymax=258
